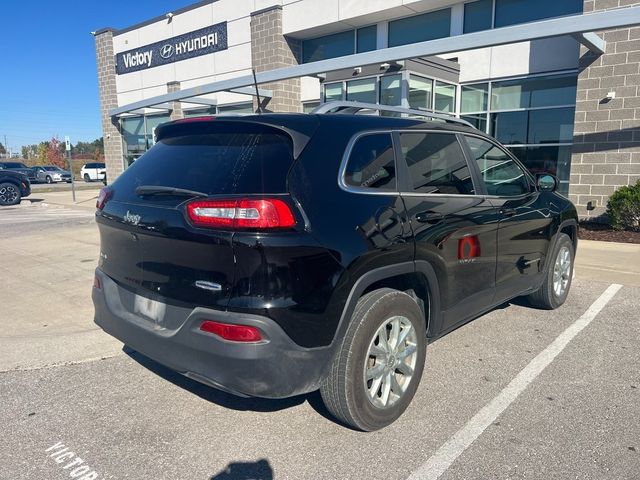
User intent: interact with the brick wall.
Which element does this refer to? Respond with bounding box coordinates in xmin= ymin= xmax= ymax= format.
xmin=167 ymin=81 xmax=184 ymax=121
xmin=570 ymin=0 xmax=640 ymax=219
xmin=250 ymin=6 xmax=302 ymax=113
xmin=94 ymin=29 xmax=124 ymax=183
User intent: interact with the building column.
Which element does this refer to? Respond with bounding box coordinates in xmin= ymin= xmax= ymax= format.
xmin=93 ymin=29 xmax=124 ymax=183
xmin=570 ymin=0 xmax=640 ymax=220
xmin=250 ymin=5 xmax=302 ymax=113
xmin=167 ymin=81 xmax=183 ymax=120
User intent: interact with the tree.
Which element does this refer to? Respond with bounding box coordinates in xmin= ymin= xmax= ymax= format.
xmin=46 ymin=137 xmax=66 ymax=168
xmin=0 ymin=142 xmax=6 ymax=155
xmin=36 ymin=143 xmax=48 ymax=165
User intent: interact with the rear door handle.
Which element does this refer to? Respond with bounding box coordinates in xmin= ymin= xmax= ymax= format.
xmin=500 ymin=208 xmax=517 ymax=217
xmin=415 ymin=211 xmax=444 ymax=224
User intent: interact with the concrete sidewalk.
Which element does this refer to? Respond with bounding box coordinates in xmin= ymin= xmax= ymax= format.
xmin=23 ymin=187 xmax=102 ymax=211
xmin=575 ymin=239 xmax=640 ymax=287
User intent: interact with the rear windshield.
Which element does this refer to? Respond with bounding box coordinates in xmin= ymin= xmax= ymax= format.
xmin=113 ymin=130 xmax=294 ymax=197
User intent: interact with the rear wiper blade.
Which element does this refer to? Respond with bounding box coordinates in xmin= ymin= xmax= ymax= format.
xmin=135 ymin=185 xmax=207 ymax=198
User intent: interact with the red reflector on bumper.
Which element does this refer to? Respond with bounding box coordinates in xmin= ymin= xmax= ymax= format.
xmin=93 ymin=275 xmax=102 ymax=289
xmin=199 ymin=320 xmax=262 ymax=342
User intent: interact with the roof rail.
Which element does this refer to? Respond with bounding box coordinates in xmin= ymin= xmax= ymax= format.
xmin=311 ymin=101 xmax=474 ymax=128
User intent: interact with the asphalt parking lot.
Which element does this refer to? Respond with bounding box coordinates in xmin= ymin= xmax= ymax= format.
xmin=1 ymin=204 xmax=638 ymax=480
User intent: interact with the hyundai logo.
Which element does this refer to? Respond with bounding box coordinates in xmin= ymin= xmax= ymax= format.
xmin=160 ymin=44 xmax=174 ymax=59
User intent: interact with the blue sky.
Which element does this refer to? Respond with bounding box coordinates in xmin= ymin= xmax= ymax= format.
xmin=0 ymin=1 xmax=196 ymax=153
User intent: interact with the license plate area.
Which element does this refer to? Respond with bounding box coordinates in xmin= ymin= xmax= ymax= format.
xmin=133 ymin=293 xmax=167 ymax=324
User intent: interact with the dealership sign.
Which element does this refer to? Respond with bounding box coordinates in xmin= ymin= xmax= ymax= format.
xmin=115 ymin=22 xmax=228 ymax=74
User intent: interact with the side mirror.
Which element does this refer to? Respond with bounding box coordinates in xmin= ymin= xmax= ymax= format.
xmin=537 ymin=174 xmax=558 ymax=192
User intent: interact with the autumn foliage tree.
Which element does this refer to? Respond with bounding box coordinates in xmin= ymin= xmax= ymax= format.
xmin=46 ymin=137 xmax=66 ymax=168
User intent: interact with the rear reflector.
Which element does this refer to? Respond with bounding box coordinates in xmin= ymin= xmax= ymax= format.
xmin=93 ymin=275 xmax=102 ymax=290
xmin=458 ymin=235 xmax=481 ymax=260
xmin=96 ymin=187 xmax=112 ymax=210
xmin=187 ymin=198 xmax=295 ymax=229
xmin=199 ymin=320 xmax=262 ymax=342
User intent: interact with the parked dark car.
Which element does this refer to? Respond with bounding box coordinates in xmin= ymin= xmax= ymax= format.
xmin=0 ymin=169 xmax=31 ymax=206
xmin=92 ymin=104 xmax=578 ymax=431
xmin=0 ymin=161 xmax=32 ymax=178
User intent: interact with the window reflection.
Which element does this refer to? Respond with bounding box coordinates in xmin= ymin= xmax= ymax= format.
xmin=347 ymin=78 xmax=377 ymax=104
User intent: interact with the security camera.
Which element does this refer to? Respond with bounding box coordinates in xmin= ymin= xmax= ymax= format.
xmin=166 ymin=12 xmax=174 ymax=18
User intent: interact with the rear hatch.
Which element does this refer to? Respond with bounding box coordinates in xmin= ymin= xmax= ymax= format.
xmin=96 ymin=118 xmax=315 ymax=309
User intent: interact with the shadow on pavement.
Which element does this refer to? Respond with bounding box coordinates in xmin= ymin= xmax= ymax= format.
xmin=210 ymin=459 xmax=273 ymax=480
xmin=124 ymin=347 xmax=309 ymax=413
xmin=123 ymin=346 xmax=347 ymax=426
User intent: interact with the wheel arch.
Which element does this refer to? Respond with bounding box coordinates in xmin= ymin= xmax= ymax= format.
xmin=542 ymin=218 xmax=578 ymax=274
xmin=331 ymin=262 xmax=442 ymax=349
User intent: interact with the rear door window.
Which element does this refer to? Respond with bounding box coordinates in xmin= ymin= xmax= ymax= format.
xmin=113 ymin=129 xmax=294 ymax=200
xmin=399 ymin=132 xmax=475 ymax=194
xmin=344 ymin=133 xmax=396 ymax=191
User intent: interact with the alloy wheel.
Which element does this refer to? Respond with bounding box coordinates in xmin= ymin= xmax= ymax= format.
xmin=363 ymin=315 xmax=418 ymax=409
xmin=553 ymin=246 xmax=571 ymax=297
xmin=0 ymin=184 xmax=18 ymax=205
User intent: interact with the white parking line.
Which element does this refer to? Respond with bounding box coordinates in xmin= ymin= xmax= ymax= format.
xmin=408 ymin=283 xmax=623 ymax=480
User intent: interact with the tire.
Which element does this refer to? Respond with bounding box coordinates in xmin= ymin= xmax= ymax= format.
xmin=0 ymin=182 xmax=22 ymax=206
xmin=526 ymin=233 xmax=574 ymax=310
xmin=320 ymin=288 xmax=427 ymax=431
xmin=45 ymin=176 xmax=53 ymax=184
xmin=84 ymin=173 xmax=91 ymax=182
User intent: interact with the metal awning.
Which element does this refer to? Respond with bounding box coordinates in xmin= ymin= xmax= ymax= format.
xmin=110 ymin=6 xmax=640 ymax=117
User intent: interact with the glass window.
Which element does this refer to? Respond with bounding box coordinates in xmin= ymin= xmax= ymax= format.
xmin=303 ymin=30 xmax=354 ymax=63
xmin=121 ymin=116 xmax=146 ymax=157
xmin=218 ymin=102 xmax=253 ymax=114
xmin=491 ymin=74 xmax=577 ymax=110
xmin=434 ymin=81 xmax=456 ymax=113
xmin=388 ymin=9 xmax=451 ymax=47
xmin=380 ymin=75 xmax=402 ymax=107
xmin=324 ymin=82 xmax=344 ymax=102
xmin=114 ymin=129 xmax=294 ymax=197
xmin=346 ymin=78 xmax=377 ymax=103
xmin=357 ymin=25 xmax=377 ymax=53
xmin=527 ymin=107 xmax=575 ymax=144
xmin=495 ymin=0 xmax=582 ymax=28
xmin=465 ymin=136 xmax=530 ymax=196
xmin=508 ymin=145 xmax=572 ymax=194
xmin=145 ymin=114 xmax=171 ymax=147
xmin=303 ymin=101 xmax=320 ymax=113
xmin=490 ymin=111 xmax=528 ymax=145
xmin=464 ymin=0 xmax=493 ymax=33
xmin=400 ymin=133 xmax=474 ymax=195
xmin=462 ymin=114 xmax=488 ymax=132
xmin=461 ymin=83 xmax=488 ymax=113
xmin=491 ymin=107 xmax=575 ymax=145
xmin=408 ymin=75 xmax=433 ymax=110
xmin=345 ymin=133 xmax=396 ymax=190
xmin=184 ymin=107 xmax=216 ymax=118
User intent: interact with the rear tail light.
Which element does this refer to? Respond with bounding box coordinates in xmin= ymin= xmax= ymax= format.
xmin=199 ymin=320 xmax=262 ymax=342
xmin=93 ymin=275 xmax=102 ymax=290
xmin=173 ymin=116 xmax=216 ymax=124
xmin=186 ymin=198 xmax=296 ymax=229
xmin=96 ymin=187 xmax=112 ymax=210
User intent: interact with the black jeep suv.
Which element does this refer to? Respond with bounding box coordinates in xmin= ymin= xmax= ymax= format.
xmin=92 ymin=110 xmax=577 ymax=431
xmin=0 ymin=168 xmax=31 ymax=206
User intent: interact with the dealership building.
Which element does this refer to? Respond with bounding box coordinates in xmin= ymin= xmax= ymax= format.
xmin=94 ymin=0 xmax=640 ymax=219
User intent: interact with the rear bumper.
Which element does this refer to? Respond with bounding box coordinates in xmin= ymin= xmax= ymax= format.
xmin=92 ymin=268 xmax=332 ymax=399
